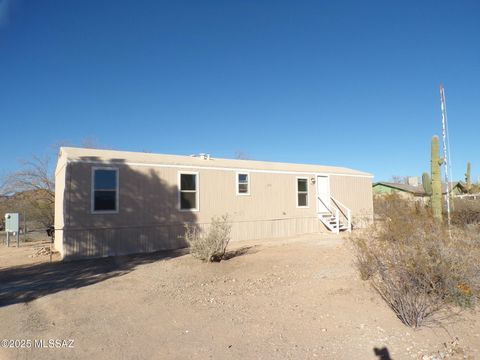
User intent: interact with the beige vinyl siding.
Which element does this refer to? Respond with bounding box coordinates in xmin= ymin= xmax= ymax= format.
xmin=329 ymin=175 xmax=374 ymax=228
xmin=63 ymin=163 xmax=318 ymax=228
xmin=62 ymin=219 xmax=324 ymax=259
xmin=196 ymin=170 xmax=317 ymax=221
xmin=58 ymin=162 xmax=325 ymax=259
xmin=62 ymin=224 xmax=187 ymax=258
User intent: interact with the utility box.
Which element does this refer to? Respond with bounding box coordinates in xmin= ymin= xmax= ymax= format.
xmin=5 ymin=213 xmax=19 ymax=233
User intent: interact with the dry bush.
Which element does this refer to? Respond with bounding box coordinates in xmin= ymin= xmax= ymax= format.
xmin=451 ymin=199 xmax=480 ymax=227
xmin=373 ymin=193 xmax=424 ymax=220
xmin=449 ymin=226 xmax=480 ymax=308
xmin=185 ymin=215 xmax=232 ymax=262
xmin=353 ymin=198 xmax=480 ymax=327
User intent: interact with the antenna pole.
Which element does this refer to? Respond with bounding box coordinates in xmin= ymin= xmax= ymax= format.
xmin=440 ymin=85 xmax=451 ymax=229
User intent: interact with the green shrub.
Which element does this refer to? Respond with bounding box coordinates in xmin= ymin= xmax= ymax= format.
xmin=185 ymin=215 xmax=232 ymax=262
xmin=353 ymin=198 xmax=480 ymax=327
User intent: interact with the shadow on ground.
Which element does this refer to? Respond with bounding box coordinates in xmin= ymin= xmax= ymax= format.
xmin=374 ymin=346 xmax=392 ymax=360
xmin=223 ymin=245 xmax=259 ymax=261
xmin=0 ymin=249 xmax=188 ymax=307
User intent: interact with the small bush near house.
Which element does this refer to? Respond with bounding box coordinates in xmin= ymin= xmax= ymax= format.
xmin=185 ymin=215 xmax=232 ymax=262
xmin=352 ymin=197 xmax=480 ymax=328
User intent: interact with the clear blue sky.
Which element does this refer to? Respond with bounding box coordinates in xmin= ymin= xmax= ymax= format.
xmin=1 ymin=0 xmax=479 ymax=182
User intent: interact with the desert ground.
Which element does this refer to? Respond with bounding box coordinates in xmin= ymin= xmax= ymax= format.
xmin=0 ymin=234 xmax=479 ymax=360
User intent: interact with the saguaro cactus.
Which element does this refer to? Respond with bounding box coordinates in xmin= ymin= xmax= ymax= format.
xmin=465 ymin=162 xmax=472 ymax=192
xmin=431 ymin=136 xmax=444 ymax=221
xmin=422 ymin=172 xmax=432 ymax=195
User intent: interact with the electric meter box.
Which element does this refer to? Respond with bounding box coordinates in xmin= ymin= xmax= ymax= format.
xmin=5 ymin=213 xmax=19 ymax=233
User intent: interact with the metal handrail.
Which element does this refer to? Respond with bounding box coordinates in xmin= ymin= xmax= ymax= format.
xmin=317 ymin=195 xmax=352 ymax=233
xmin=317 ymin=196 xmax=333 ymax=213
xmin=330 ymin=196 xmax=352 ymax=232
xmin=330 ymin=196 xmax=348 ymax=212
xmin=335 ymin=208 xmax=339 ymax=233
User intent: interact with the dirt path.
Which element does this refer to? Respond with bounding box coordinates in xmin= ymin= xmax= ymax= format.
xmin=0 ymin=234 xmax=478 ymax=359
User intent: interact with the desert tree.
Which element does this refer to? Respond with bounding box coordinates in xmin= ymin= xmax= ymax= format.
xmin=390 ymin=175 xmax=407 ymax=184
xmin=1 ymin=155 xmax=55 ymax=228
xmin=234 ymin=150 xmax=254 ymax=160
xmin=1 ymin=138 xmax=111 ymax=229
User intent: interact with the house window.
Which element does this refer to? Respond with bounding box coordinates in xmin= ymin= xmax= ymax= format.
xmin=236 ymin=172 xmax=250 ymax=195
xmin=297 ymin=177 xmax=309 ymax=207
xmin=92 ymin=168 xmax=118 ymax=213
xmin=179 ymin=172 xmax=199 ymax=210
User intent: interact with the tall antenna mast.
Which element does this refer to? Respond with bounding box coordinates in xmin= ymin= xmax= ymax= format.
xmin=439 ymin=84 xmax=452 ymax=228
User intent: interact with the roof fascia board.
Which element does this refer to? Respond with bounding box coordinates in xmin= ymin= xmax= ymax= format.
xmin=67 ymin=159 xmax=374 ymax=178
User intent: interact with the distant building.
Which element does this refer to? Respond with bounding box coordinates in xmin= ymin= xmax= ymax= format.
xmin=372 ymin=182 xmax=426 ymax=200
xmin=406 ymin=176 xmax=420 ymax=187
xmin=373 ymin=181 xmax=467 ymax=201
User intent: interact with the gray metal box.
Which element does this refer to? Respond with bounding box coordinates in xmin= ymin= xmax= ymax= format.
xmin=5 ymin=213 xmax=19 ymax=233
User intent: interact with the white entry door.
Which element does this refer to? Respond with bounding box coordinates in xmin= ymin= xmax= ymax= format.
xmin=316 ymin=176 xmax=331 ymax=213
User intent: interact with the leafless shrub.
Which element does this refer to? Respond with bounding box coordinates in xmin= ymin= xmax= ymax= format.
xmin=451 ymin=198 xmax=480 ymax=227
xmin=185 ymin=215 xmax=232 ymax=262
xmin=373 ymin=193 xmax=423 ymax=221
xmin=353 ymin=197 xmax=480 ymax=327
xmin=234 ymin=150 xmax=254 ymax=160
xmin=448 ymin=226 xmax=480 ymax=308
xmin=390 ymin=175 xmax=408 ymax=184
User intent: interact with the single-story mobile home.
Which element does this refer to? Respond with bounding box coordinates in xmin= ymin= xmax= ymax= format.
xmin=54 ymin=147 xmax=374 ymax=260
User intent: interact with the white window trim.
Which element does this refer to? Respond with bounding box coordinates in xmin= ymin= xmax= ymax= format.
xmin=296 ymin=176 xmax=309 ymax=208
xmin=236 ymin=171 xmax=250 ymax=196
xmin=178 ymin=171 xmax=200 ymax=212
xmin=91 ymin=167 xmax=119 ymax=214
